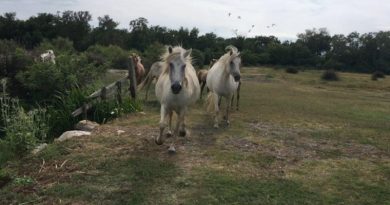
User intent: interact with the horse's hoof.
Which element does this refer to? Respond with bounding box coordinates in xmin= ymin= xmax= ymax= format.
xmin=179 ymin=130 xmax=186 ymax=137
xmin=226 ymin=120 xmax=230 ymax=126
xmin=155 ymin=137 xmax=163 ymax=145
xmin=166 ymin=131 xmax=173 ymax=138
xmin=168 ymin=146 xmax=176 ymax=154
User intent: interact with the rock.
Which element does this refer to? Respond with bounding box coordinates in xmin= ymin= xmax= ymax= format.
xmin=32 ymin=143 xmax=48 ymax=155
xmin=55 ymin=131 xmax=91 ymax=142
xmin=117 ymin=130 xmax=125 ymax=135
xmin=75 ymin=120 xmax=99 ymax=131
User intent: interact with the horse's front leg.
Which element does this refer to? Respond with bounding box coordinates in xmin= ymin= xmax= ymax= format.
xmin=168 ymin=109 xmax=185 ymax=154
xmin=156 ymin=105 xmax=169 ymax=145
xmin=179 ymin=107 xmax=188 ymax=137
xmin=236 ymin=81 xmax=241 ymax=111
xmin=166 ymin=111 xmax=173 ymax=138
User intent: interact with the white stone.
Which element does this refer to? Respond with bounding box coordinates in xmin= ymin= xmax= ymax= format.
xmin=31 ymin=143 xmax=48 ymax=155
xmin=75 ymin=120 xmax=99 ymax=131
xmin=55 ymin=130 xmax=91 ymax=142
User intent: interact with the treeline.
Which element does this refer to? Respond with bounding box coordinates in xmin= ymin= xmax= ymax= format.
xmin=1 ymin=11 xmax=390 ymax=74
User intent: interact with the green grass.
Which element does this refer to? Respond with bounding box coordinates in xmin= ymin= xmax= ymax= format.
xmin=1 ymin=67 xmax=389 ymax=204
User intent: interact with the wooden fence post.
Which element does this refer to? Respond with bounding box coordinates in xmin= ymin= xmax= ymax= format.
xmin=82 ymin=103 xmax=87 ymax=120
xmin=116 ymin=81 xmax=122 ymax=104
xmin=128 ymin=57 xmax=137 ymax=99
xmin=101 ymin=87 xmax=107 ymax=101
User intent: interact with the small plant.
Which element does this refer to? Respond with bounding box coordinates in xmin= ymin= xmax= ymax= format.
xmin=92 ymin=97 xmax=142 ymax=124
xmin=0 ymin=97 xmax=48 ymax=155
xmin=285 ymin=67 xmax=299 ymax=74
xmin=321 ymin=69 xmax=339 ymax=81
xmin=371 ymin=71 xmax=385 ymax=81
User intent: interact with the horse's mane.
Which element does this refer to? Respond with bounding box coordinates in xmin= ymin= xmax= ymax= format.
xmin=217 ymin=45 xmax=240 ymax=67
xmin=161 ymin=46 xmax=192 ymax=74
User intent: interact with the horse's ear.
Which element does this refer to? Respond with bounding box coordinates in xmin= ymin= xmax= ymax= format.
xmin=183 ymin=49 xmax=192 ymax=58
xmin=168 ymin=46 xmax=173 ymax=54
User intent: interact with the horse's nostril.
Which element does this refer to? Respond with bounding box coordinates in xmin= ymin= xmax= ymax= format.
xmin=171 ymin=83 xmax=182 ymax=94
xmin=234 ymin=75 xmax=241 ymax=82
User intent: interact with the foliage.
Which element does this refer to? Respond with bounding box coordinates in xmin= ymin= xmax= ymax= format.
xmin=16 ymin=53 xmax=107 ymax=102
xmin=86 ymin=45 xmax=129 ymax=69
xmin=191 ymin=49 xmax=205 ymax=69
xmin=321 ymin=69 xmax=340 ymax=81
xmin=46 ymin=87 xmax=87 ymax=140
xmin=0 ymin=97 xmax=48 ymax=155
xmin=286 ymin=67 xmax=299 ymax=74
xmin=92 ymin=97 xmax=142 ymax=124
xmin=142 ymin=42 xmax=165 ymax=70
xmin=371 ymin=71 xmax=386 ymax=81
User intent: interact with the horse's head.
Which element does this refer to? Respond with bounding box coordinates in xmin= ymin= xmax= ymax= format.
xmin=47 ymin=50 xmax=54 ymax=55
xmin=165 ymin=46 xmax=192 ymax=94
xmin=226 ymin=46 xmax=241 ymax=82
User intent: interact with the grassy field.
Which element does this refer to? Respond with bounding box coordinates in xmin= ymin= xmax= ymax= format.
xmin=1 ymin=67 xmax=389 ymax=204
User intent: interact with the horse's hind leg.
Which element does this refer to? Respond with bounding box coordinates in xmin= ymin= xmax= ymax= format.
xmin=156 ymin=106 xmax=169 ymax=145
xmin=144 ymin=78 xmax=152 ymax=101
xmin=236 ymin=81 xmax=241 ymax=111
xmin=200 ymin=81 xmax=206 ymax=99
xmin=213 ymin=94 xmax=221 ymax=128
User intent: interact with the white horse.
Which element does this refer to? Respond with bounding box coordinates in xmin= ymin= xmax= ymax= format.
xmin=155 ymin=46 xmax=200 ymax=153
xmin=138 ymin=61 xmax=164 ymax=101
xmin=206 ymin=45 xmax=241 ymax=128
xmin=40 ymin=50 xmax=56 ymax=64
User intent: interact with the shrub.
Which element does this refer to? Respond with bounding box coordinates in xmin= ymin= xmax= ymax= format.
xmin=321 ymin=69 xmax=339 ymax=81
xmin=0 ymin=97 xmax=48 ymax=155
xmin=371 ymin=71 xmax=386 ymax=81
xmin=46 ymin=87 xmax=87 ymax=140
xmin=91 ymin=97 xmax=142 ymax=124
xmin=191 ymin=49 xmax=205 ymax=69
xmin=16 ymin=53 xmax=107 ymax=101
xmin=286 ymin=67 xmax=299 ymax=74
xmin=35 ymin=37 xmax=75 ymax=56
xmin=86 ymin=45 xmax=130 ymax=69
xmin=142 ymin=42 xmax=165 ymax=70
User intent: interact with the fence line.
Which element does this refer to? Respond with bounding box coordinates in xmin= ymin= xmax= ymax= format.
xmin=71 ymin=57 xmax=137 ymax=118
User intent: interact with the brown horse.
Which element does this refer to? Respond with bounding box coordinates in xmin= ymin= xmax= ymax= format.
xmin=196 ymin=59 xmax=218 ymax=99
xmin=131 ymin=54 xmax=145 ymax=85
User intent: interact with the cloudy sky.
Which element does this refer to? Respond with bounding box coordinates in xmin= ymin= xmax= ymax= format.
xmin=1 ymin=0 xmax=389 ymax=41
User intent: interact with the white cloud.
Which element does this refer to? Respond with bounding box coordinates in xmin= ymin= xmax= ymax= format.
xmin=1 ymin=0 xmax=389 ymax=41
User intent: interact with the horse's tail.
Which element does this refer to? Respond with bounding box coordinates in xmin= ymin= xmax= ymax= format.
xmin=206 ymin=92 xmax=216 ymax=113
xmin=137 ymin=70 xmax=152 ymax=91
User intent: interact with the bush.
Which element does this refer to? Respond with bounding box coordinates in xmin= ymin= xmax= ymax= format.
xmin=91 ymin=97 xmax=142 ymax=124
xmin=321 ymin=69 xmax=339 ymax=81
xmin=371 ymin=71 xmax=386 ymax=81
xmin=46 ymin=87 xmax=87 ymax=140
xmin=16 ymin=53 xmax=107 ymax=101
xmin=191 ymin=49 xmax=205 ymax=69
xmin=86 ymin=45 xmax=130 ymax=69
xmin=142 ymin=42 xmax=165 ymax=70
xmin=0 ymin=97 xmax=48 ymax=155
xmin=286 ymin=67 xmax=299 ymax=74
xmin=35 ymin=37 xmax=75 ymax=56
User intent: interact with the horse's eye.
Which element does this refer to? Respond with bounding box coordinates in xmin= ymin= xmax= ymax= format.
xmin=169 ymin=63 xmax=174 ymax=68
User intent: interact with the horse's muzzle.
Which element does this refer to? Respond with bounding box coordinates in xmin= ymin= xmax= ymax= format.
xmin=233 ymin=75 xmax=241 ymax=82
xmin=171 ymin=82 xmax=182 ymax=94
